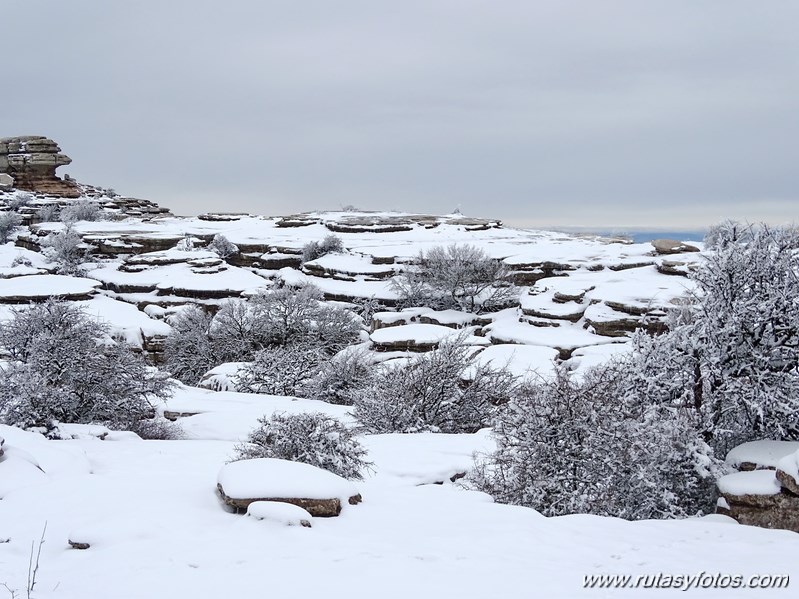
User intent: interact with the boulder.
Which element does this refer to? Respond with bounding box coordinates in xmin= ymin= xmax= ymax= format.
xmin=217 ymin=458 xmax=362 ymax=517
xmin=651 ymin=239 xmax=700 ymax=255
xmin=0 ymin=136 xmax=79 ymax=197
xmin=0 ymin=173 xmax=13 ymax=190
xmin=717 ymin=469 xmax=799 ymax=533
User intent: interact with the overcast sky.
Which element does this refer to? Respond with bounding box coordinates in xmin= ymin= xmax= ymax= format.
xmin=3 ymin=1 xmax=797 ymax=228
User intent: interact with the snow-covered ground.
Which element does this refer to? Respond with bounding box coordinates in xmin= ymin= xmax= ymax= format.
xmin=2 ymin=408 xmax=797 ymax=599
xmin=2 ymin=208 xmax=796 ymax=598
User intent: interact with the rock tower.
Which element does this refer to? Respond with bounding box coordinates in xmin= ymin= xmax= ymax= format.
xmin=0 ymin=135 xmax=80 ymax=197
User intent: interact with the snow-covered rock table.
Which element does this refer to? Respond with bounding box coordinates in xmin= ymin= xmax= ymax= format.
xmin=217 ymin=458 xmax=362 ymax=517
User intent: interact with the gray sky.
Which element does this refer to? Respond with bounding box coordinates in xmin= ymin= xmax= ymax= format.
xmin=3 ymin=1 xmax=797 ymax=228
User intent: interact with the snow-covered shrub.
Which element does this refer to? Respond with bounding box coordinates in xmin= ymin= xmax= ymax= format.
xmin=470 ymin=365 xmax=720 ymax=519
xmin=232 ymin=412 xmax=370 ymax=480
xmin=300 ymin=348 xmax=374 ymax=405
xmin=209 ymin=299 xmax=268 ymax=363
xmin=37 ymin=203 xmax=61 ymax=222
xmin=130 ymin=416 xmax=183 ymax=440
xmin=626 ymin=222 xmax=799 ymax=456
xmin=164 ymin=305 xmax=218 ymax=385
xmin=0 ymin=300 xmax=174 ymax=437
xmin=392 ymin=244 xmax=517 ymax=313
xmin=42 ymin=222 xmax=91 ymax=274
xmin=11 ymin=254 xmax=33 ymax=267
xmin=235 ymin=344 xmax=325 ymax=396
xmin=301 ymin=234 xmax=344 ymax=264
xmin=353 ymin=337 xmax=517 ymax=433
xmin=0 ymin=211 xmax=22 ymax=243
xmin=175 ymin=234 xmax=197 ymax=251
xmin=247 ymin=285 xmax=361 ymax=353
xmin=7 ymin=192 xmax=32 ymax=210
xmin=60 ymin=201 xmax=102 ymax=223
xmin=208 ymin=233 xmax=239 ymax=259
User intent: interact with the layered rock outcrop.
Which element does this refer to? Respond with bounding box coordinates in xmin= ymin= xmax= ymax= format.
xmin=0 ymin=136 xmax=80 ymax=197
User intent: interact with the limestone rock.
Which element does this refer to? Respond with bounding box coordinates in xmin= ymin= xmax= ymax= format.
xmin=216 ymin=458 xmax=362 ymax=518
xmin=0 ymin=136 xmax=80 ymax=197
xmin=0 ymin=173 xmax=13 ymax=190
xmin=651 ymin=238 xmax=700 ymax=255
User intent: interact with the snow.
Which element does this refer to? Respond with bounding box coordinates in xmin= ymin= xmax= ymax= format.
xmin=217 ymin=458 xmax=359 ymax=501
xmin=246 ymin=500 xmax=313 ymax=526
xmin=469 ymin=344 xmax=558 ymax=380
xmin=370 ymin=323 xmax=462 ymax=345
xmin=486 ymin=316 xmax=623 ymax=351
xmin=726 ymin=440 xmax=799 ymax=470
xmin=716 ymin=470 xmax=782 ymax=496
xmin=0 ymin=274 xmax=99 ymax=299
xmin=776 ymin=449 xmax=799 ymax=483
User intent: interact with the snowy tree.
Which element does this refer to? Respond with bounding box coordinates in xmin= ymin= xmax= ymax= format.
xmin=0 ymin=211 xmax=22 ymax=243
xmin=235 ymin=344 xmax=325 ymax=396
xmin=164 ymin=305 xmax=218 ymax=385
xmin=626 ymin=223 xmax=799 ymax=455
xmin=208 ymin=233 xmax=239 ymax=259
xmin=301 ymin=234 xmax=344 ymax=264
xmin=0 ymin=300 xmax=173 ymax=437
xmin=232 ymin=412 xmax=371 ymax=480
xmin=470 ymin=365 xmax=720 ymax=519
xmin=247 ymin=284 xmax=361 ymax=353
xmin=392 ymin=244 xmax=517 ymax=313
xmin=353 ymin=337 xmax=517 ymax=434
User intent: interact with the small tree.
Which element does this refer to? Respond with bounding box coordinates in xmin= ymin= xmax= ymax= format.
xmin=353 ymin=337 xmax=517 ymax=434
xmin=208 ymin=233 xmax=239 ymax=259
xmin=392 ymin=244 xmax=517 ymax=313
xmin=232 ymin=412 xmax=371 ymax=480
xmin=0 ymin=300 xmax=173 ymax=437
xmin=0 ymin=211 xmax=22 ymax=243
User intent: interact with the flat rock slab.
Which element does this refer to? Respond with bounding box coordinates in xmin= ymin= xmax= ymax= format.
xmin=217 ymin=458 xmax=361 ymax=517
xmin=651 ymin=238 xmax=700 ymax=255
xmin=0 ymin=274 xmax=99 ymax=303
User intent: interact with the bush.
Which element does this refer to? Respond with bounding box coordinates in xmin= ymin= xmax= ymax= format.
xmin=353 ymin=337 xmax=517 ymax=433
xmin=300 ymin=348 xmax=374 ymax=405
xmin=164 ymin=305 xmax=217 ymax=385
xmin=392 ymin=244 xmax=517 ymax=313
xmin=60 ymin=201 xmax=103 ymax=223
xmin=0 ymin=300 xmax=174 ymax=437
xmin=42 ymin=222 xmax=91 ymax=274
xmin=0 ymin=211 xmax=22 ymax=243
xmin=469 ymin=365 xmax=720 ymax=519
xmin=232 ymin=412 xmax=371 ymax=480
xmin=302 ymin=234 xmax=344 ymax=264
xmin=208 ymin=233 xmax=239 ymax=259
xmin=235 ymin=344 xmax=325 ymax=396
xmin=37 ymin=203 xmax=61 ymax=222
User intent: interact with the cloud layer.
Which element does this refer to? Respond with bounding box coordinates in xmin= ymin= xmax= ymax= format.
xmin=3 ymin=1 xmax=797 ymax=227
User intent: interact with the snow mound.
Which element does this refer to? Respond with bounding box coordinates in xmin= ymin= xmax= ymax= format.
xmin=0 ymin=274 xmax=99 ymax=300
xmin=246 ymin=500 xmax=313 ymax=527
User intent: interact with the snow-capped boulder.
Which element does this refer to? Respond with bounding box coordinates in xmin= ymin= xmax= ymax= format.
xmin=776 ymin=450 xmax=799 ymax=496
xmin=246 ymin=501 xmax=313 ymax=527
xmin=717 ymin=464 xmax=799 ymax=532
xmin=217 ymin=458 xmax=362 ymax=517
xmin=651 ymin=238 xmax=700 ymax=255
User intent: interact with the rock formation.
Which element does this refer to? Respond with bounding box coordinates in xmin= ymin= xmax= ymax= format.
xmin=0 ymin=136 xmax=80 ymax=197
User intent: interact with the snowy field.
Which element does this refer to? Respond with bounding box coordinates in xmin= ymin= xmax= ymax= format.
xmin=0 ymin=202 xmax=797 ymax=598
xmin=2 ymin=402 xmax=798 ymax=599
